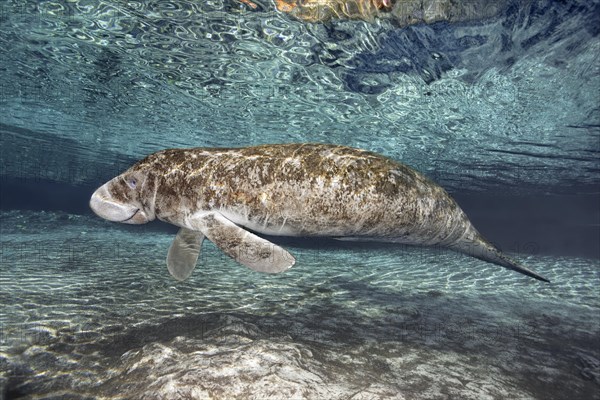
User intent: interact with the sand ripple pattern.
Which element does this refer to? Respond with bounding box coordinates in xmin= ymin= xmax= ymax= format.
xmin=1 ymin=211 xmax=599 ymax=398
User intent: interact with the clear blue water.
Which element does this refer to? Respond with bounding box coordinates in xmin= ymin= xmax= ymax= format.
xmin=1 ymin=0 xmax=599 ymax=398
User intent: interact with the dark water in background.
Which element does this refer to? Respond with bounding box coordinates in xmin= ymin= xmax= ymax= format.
xmin=1 ymin=0 xmax=599 ymax=398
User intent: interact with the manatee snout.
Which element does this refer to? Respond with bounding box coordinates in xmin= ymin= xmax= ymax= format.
xmin=90 ymin=183 xmax=149 ymax=224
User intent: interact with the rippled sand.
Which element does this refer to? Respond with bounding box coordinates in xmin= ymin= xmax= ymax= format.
xmin=1 ymin=210 xmax=598 ymax=398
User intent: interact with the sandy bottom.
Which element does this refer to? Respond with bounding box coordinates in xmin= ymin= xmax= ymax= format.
xmin=1 ymin=210 xmax=598 ymax=399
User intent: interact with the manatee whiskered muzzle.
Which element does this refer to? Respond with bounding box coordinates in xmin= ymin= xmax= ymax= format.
xmin=89 ymin=184 xmax=149 ymax=224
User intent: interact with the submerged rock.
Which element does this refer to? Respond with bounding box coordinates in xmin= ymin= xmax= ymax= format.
xmin=576 ymin=353 xmax=600 ymax=383
xmin=270 ymin=0 xmax=508 ymax=25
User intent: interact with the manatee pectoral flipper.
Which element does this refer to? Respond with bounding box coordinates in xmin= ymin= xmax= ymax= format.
xmin=167 ymin=228 xmax=204 ymax=281
xmin=197 ymin=212 xmax=295 ymax=273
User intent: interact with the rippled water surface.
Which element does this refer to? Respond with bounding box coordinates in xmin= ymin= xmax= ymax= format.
xmin=1 ymin=0 xmax=599 ymax=398
xmin=1 ymin=0 xmax=599 ymax=191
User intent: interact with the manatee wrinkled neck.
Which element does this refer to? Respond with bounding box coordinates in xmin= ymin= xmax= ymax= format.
xmin=152 ymin=173 xmax=196 ymax=225
xmin=146 ymin=175 xmax=159 ymax=221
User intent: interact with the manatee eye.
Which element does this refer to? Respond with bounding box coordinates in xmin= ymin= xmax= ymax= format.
xmin=127 ymin=178 xmax=137 ymax=189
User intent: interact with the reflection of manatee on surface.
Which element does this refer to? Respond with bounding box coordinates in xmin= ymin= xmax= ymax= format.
xmin=269 ymin=0 xmax=508 ymax=25
xmin=90 ymin=144 xmax=549 ymax=282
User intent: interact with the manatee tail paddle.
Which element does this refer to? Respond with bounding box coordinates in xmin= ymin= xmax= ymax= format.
xmin=450 ymin=235 xmax=550 ymax=283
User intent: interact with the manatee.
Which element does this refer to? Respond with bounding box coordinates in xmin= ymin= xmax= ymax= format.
xmin=89 ymin=144 xmax=549 ymax=282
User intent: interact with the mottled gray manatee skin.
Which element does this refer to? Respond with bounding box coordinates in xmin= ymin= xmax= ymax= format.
xmin=97 ymin=143 xmax=549 ymax=282
xmin=133 ymin=144 xmax=467 ymax=242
